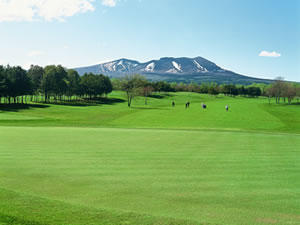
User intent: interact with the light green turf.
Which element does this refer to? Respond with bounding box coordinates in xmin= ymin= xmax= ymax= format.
xmin=0 ymin=92 xmax=300 ymax=133
xmin=0 ymin=92 xmax=300 ymax=225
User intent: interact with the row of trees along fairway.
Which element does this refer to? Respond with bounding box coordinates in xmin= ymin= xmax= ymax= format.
xmin=1 ymin=65 xmax=299 ymax=106
xmin=170 ymin=82 xmax=263 ymax=97
xmin=0 ymin=65 xmax=112 ymax=104
xmin=114 ymin=75 xmax=300 ymax=107
xmin=266 ymin=77 xmax=300 ymax=104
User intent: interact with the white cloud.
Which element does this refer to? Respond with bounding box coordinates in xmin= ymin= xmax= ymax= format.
xmin=101 ymin=0 xmax=117 ymax=7
xmin=28 ymin=50 xmax=44 ymax=57
xmin=0 ymin=0 xmax=95 ymax=22
xmin=259 ymin=50 xmax=281 ymax=57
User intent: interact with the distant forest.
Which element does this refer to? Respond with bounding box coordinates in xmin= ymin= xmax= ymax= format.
xmin=0 ymin=65 xmax=299 ymax=105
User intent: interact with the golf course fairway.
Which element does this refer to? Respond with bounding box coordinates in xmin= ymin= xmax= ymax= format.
xmin=0 ymin=92 xmax=299 ymax=225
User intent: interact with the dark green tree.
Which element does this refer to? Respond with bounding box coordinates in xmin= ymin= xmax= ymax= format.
xmin=6 ymin=66 xmax=31 ymax=103
xmin=121 ymin=74 xmax=146 ymax=107
xmin=66 ymin=69 xmax=81 ymax=100
xmin=27 ymin=65 xmax=44 ymax=101
xmin=41 ymin=65 xmax=67 ymax=102
xmin=0 ymin=66 xmax=9 ymax=103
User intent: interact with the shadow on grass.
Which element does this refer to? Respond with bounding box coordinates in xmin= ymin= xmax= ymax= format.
xmin=149 ymin=93 xmax=175 ymax=99
xmin=291 ymin=102 xmax=300 ymax=105
xmin=269 ymin=102 xmax=300 ymax=106
xmin=0 ymin=98 xmax=126 ymax=111
xmin=35 ymin=97 xmax=126 ymax=107
xmin=279 ymin=102 xmax=300 ymax=106
xmin=0 ymin=104 xmax=49 ymax=112
xmin=130 ymin=106 xmax=169 ymax=110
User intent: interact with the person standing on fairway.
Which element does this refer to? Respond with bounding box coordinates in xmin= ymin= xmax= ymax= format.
xmin=225 ymin=105 xmax=229 ymax=112
xmin=185 ymin=101 xmax=190 ymax=109
xmin=172 ymin=101 xmax=175 ymax=107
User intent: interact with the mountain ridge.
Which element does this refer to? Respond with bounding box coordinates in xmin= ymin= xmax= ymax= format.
xmin=73 ymin=56 xmax=272 ymax=85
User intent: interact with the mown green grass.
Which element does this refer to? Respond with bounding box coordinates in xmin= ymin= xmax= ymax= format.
xmin=0 ymin=92 xmax=299 ymax=225
xmin=1 ymin=92 xmax=300 ymax=133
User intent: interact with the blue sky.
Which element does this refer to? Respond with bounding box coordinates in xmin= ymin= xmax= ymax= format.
xmin=0 ymin=0 xmax=299 ymax=81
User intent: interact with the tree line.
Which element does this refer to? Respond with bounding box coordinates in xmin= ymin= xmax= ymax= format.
xmin=0 ymin=65 xmax=112 ymax=104
xmin=112 ymin=75 xmax=265 ymax=107
xmin=265 ymin=77 xmax=300 ymax=104
xmin=169 ymin=82 xmax=263 ymax=97
xmin=1 ymin=64 xmax=299 ymax=106
xmin=112 ymin=75 xmax=300 ymax=107
xmin=113 ymin=78 xmax=264 ymax=97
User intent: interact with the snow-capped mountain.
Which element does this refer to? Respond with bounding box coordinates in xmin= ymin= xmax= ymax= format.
xmin=75 ymin=57 xmax=223 ymax=75
xmin=74 ymin=56 xmax=271 ymax=84
xmin=98 ymin=59 xmax=140 ymax=73
xmin=138 ymin=57 xmax=220 ymax=74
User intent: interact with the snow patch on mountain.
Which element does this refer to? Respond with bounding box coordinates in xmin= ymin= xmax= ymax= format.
xmin=193 ymin=60 xmax=207 ymax=72
xmin=172 ymin=61 xmax=182 ymax=72
xmin=145 ymin=62 xmax=155 ymax=72
xmin=118 ymin=60 xmax=127 ymax=70
xmin=104 ymin=62 xmax=115 ymax=71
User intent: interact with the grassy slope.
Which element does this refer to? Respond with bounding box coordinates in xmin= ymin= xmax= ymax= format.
xmin=0 ymin=187 xmax=199 ymax=225
xmin=0 ymin=92 xmax=299 ymax=133
xmin=0 ymin=92 xmax=300 ymax=225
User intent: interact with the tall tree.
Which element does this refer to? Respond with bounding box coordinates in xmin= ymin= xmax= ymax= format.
xmin=27 ymin=65 xmax=44 ymax=101
xmin=271 ymin=77 xmax=286 ymax=104
xmin=55 ymin=65 xmax=68 ymax=100
xmin=80 ymin=73 xmax=99 ymax=99
xmin=66 ymin=69 xmax=81 ymax=100
xmin=6 ymin=66 xmax=31 ymax=103
xmin=121 ymin=74 xmax=146 ymax=107
xmin=41 ymin=65 xmax=67 ymax=102
xmin=141 ymin=84 xmax=154 ymax=105
xmin=284 ymin=83 xmax=297 ymax=104
xmin=266 ymin=85 xmax=275 ymax=104
xmin=0 ymin=66 xmax=8 ymax=104
xmin=102 ymin=75 xmax=113 ymax=96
